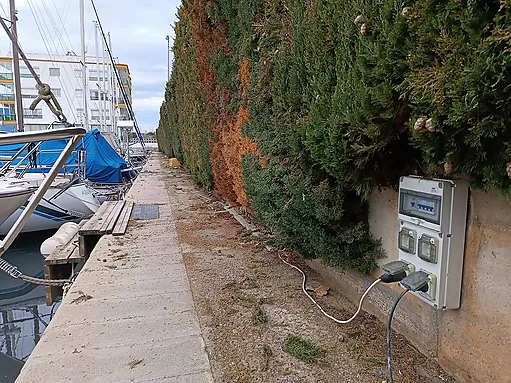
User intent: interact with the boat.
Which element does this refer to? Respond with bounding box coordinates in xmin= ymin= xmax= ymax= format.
xmin=0 ymin=138 xmax=102 ymax=234
xmin=0 ymin=128 xmax=86 ymax=259
xmin=0 ymin=178 xmax=34 ymax=227
xmin=0 ymin=175 xmax=99 ymax=235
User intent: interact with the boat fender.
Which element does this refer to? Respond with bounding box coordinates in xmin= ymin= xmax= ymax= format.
xmin=40 ymin=222 xmax=80 ymax=257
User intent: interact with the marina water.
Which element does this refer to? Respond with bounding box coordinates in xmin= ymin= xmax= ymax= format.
xmin=0 ymin=230 xmax=60 ymax=383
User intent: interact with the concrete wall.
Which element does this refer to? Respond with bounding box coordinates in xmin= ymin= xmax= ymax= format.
xmin=308 ymin=187 xmax=511 ymax=383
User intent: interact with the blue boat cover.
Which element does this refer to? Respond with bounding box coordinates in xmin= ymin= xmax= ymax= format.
xmin=0 ymin=129 xmax=131 ymax=183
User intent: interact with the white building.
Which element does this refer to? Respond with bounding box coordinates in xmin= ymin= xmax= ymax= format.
xmin=0 ymin=53 xmax=132 ymax=133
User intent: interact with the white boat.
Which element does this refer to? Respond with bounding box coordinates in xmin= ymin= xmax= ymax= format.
xmin=0 ymin=178 xmax=34 ymax=227
xmin=0 ymin=174 xmax=100 ymax=235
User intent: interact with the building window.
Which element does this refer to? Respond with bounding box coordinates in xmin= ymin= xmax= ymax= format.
xmin=52 ymin=88 xmax=62 ymax=97
xmin=75 ymin=89 xmax=83 ymax=98
xmin=23 ymin=108 xmax=43 ymax=119
xmin=21 ymin=88 xmax=38 ymax=99
xmin=91 ymin=109 xmax=100 ymax=121
xmin=49 ymin=68 xmax=60 ymax=77
xmin=20 ymin=66 xmax=40 ymax=78
xmin=74 ymin=69 xmax=83 ymax=78
xmin=90 ymin=90 xmax=99 ymax=100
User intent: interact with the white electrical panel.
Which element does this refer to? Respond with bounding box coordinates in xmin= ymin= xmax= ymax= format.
xmin=397 ymin=176 xmax=468 ymax=309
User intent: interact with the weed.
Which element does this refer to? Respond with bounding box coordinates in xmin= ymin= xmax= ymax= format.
xmin=283 ymin=334 xmax=319 ymax=364
xmin=252 ymin=306 xmax=268 ymax=324
xmin=347 ymin=342 xmax=362 ymax=360
xmin=347 ymin=329 xmax=362 ymax=338
xmin=262 ymin=345 xmax=272 ymax=371
xmin=363 ymin=356 xmax=385 ymax=369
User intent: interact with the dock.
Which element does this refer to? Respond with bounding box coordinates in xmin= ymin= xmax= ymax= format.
xmin=16 ymin=154 xmax=214 ymax=383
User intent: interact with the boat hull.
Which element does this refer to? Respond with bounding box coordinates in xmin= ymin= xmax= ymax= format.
xmin=0 ymin=189 xmax=33 ymax=227
xmin=0 ymin=183 xmax=99 ymax=235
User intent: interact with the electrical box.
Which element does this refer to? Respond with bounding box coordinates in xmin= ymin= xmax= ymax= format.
xmin=397 ymin=176 xmax=468 ymax=309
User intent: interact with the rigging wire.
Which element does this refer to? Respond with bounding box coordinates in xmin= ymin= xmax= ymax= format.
xmin=30 ymin=0 xmax=78 ymax=122
xmin=90 ymin=0 xmax=146 ymax=150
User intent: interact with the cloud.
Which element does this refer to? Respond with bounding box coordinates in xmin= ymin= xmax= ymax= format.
xmin=0 ymin=0 xmax=181 ymax=129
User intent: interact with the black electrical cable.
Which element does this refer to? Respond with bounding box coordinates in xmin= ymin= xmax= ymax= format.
xmin=387 ymin=288 xmax=410 ymax=383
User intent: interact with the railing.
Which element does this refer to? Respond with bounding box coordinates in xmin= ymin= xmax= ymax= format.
xmin=0 ymin=73 xmax=13 ymax=81
xmin=0 ymin=128 xmax=86 ymax=257
xmin=0 ymin=93 xmax=15 ymax=101
xmin=24 ymin=114 xmax=43 ymax=119
xmin=0 ymin=114 xmax=16 ymax=121
xmin=118 ymin=116 xmax=132 ymax=121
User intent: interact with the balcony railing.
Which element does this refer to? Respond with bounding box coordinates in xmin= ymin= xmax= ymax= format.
xmin=24 ymin=114 xmax=43 ymax=119
xmin=0 ymin=114 xmax=16 ymax=121
xmin=0 ymin=94 xmax=15 ymax=101
xmin=0 ymin=73 xmax=13 ymax=81
xmin=118 ymin=116 xmax=132 ymax=121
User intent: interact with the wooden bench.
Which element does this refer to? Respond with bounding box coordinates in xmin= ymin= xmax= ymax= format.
xmin=44 ymin=200 xmax=134 ymax=305
xmin=78 ymin=200 xmax=134 ymax=258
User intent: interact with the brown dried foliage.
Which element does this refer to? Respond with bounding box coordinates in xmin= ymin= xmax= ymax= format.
xmin=186 ymin=1 xmax=263 ymax=208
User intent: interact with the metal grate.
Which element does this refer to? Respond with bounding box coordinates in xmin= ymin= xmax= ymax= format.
xmin=131 ymin=204 xmax=159 ymax=220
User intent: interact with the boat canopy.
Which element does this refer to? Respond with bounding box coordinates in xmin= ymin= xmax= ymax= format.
xmin=0 ymin=129 xmax=131 ymax=184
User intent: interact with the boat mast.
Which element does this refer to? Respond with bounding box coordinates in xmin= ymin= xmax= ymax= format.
xmin=79 ymin=0 xmax=89 ymax=130
xmin=9 ymin=0 xmax=23 ymax=132
xmin=108 ymin=32 xmax=115 ymax=135
xmin=108 ymin=32 xmax=117 ymax=137
xmin=101 ymin=31 xmax=107 ymax=132
xmin=94 ymin=20 xmax=102 ymax=131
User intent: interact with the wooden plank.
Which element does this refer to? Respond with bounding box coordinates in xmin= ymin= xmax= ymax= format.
xmin=44 ymin=265 xmax=59 ymax=306
xmin=45 ymin=236 xmax=79 ymax=265
xmin=67 ymin=246 xmax=82 ymax=264
xmin=97 ymin=201 xmax=122 ymax=233
xmin=100 ymin=200 xmax=125 ymax=234
xmin=80 ymin=201 xmax=117 ymax=235
xmin=112 ymin=201 xmax=134 ymax=236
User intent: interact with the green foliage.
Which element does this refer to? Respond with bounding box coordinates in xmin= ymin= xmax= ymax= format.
xmin=407 ymin=1 xmax=511 ymax=194
xmin=158 ymin=8 xmax=213 ymax=189
xmin=283 ymin=334 xmax=320 ymax=364
xmin=243 ymin=155 xmax=383 ymax=273
xmin=159 ymin=1 xmax=511 ymax=273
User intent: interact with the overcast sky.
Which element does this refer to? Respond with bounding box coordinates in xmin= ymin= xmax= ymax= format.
xmin=0 ymin=0 xmax=181 ymax=132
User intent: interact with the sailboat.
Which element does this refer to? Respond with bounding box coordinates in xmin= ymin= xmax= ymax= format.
xmin=0 ymin=6 xmax=103 ymax=235
xmin=0 ymin=177 xmax=34 ymax=227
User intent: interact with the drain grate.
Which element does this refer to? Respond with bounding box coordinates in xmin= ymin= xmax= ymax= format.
xmin=131 ymin=204 xmax=159 ymax=220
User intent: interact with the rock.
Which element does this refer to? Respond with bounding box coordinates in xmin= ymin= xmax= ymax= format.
xmin=402 ymin=7 xmax=410 ymax=18
xmin=506 ymin=162 xmax=511 ymax=178
xmin=354 ymin=15 xmax=364 ymax=25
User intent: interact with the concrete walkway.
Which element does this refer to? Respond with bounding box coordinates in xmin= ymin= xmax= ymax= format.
xmin=16 ymin=155 xmax=213 ymax=383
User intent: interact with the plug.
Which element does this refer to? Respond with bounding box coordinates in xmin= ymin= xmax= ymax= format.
xmin=380 ymin=271 xmax=407 ymax=283
xmin=379 ymin=260 xmax=412 ymax=284
xmin=400 ymin=270 xmax=430 ymax=292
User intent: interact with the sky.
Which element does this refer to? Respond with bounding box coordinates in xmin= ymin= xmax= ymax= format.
xmin=0 ymin=0 xmax=182 ymax=132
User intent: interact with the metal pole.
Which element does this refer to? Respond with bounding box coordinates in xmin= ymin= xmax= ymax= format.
xmin=101 ymin=30 xmax=107 ymax=132
xmin=9 ymin=0 xmax=24 ymax=132
xmin=80 ymin=0 xmax=89 ymax=130
xmin=94 ymin=21 xmax=102 ymax=131
xmin=166 ymin=35 xmax=170 ymax=81
xmin=108 ymin=32 xmax=117 ymax=137
xmin=108 ymin=32 xmax=115 ymax=135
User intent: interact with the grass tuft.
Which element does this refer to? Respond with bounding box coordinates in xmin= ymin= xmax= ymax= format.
xmin=283 ymin=334 xmax=319 ymax=364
